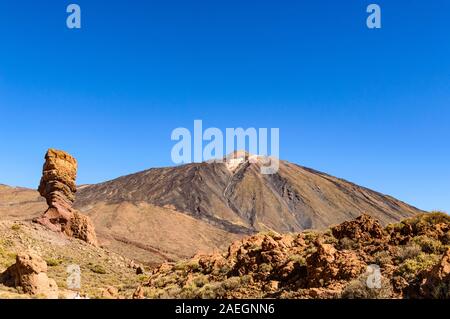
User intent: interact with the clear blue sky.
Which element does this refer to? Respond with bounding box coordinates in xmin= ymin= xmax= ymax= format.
xmin=0 ymin=1 xmax=449 ymax=212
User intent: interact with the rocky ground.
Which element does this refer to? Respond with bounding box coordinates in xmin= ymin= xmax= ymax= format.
xmin=0 ymin=212 xmax=448 ymax=299
xmin=138 ymin=212 xmax=450 ymax=299
xmin=1 ymin=150 xmax=446 ymax=299
xmin=0 ymin=220 xmax=145 ymax=299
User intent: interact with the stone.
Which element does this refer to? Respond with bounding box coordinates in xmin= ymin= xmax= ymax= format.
xmin=0 ymin=252 xmax=59 ymax=298
xmin=34 ymin=149 xmax=98 ymax=246
xmin=101 ymin=286 xmax=119 ymax=298
xmin=263 ymin=280 xmax=279 ymax=292
xmin=136 ymin=265 xmax=145 ymax=275
xmin=133 ymin=285 xmax=145 ymax=299
xmin=331 ymin=214 xmax=385 ymax=242
xmin=306 ymin=240 xmax=366 ymax=287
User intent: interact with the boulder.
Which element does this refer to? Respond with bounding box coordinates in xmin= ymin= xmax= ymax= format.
xmin=0 ymin=252 xmax=59 ymax=298
xmin=135 ymin=265 xmax=145 ymax=275
xmin=306 ymin=240 xmax=366 ymax=287
xmin=332 ymin=214 xmax=385 ymax=242
xmin=101 ymin=286 xmax=119 ymax=299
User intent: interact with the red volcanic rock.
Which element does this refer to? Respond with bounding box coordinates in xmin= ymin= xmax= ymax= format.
xmin=306 ymin=240 xmax=366 ymax=287
xmin=0 ymin=252 xmax=59 ymax=298
xmin=34 ymin=149 xmax=98 ymax=246
xmin=331 ymin=214 xmax=385 ymax=242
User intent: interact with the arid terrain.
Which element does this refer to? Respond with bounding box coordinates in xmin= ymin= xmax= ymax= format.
xmin=139 ymin=212 xmax=450 ymax=299
xmin=1 ymin=150 xmax=448 ymax=299
xmin=0 ymin=152 xmax=423 ymax=264
xmin=0 ymin=212 xmax=448 ymax=299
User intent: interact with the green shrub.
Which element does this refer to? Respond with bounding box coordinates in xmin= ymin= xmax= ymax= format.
xmin=192 ymin=275 xmax=208 ymax=288
xmin=260 ymin=231 xmax=280 ymax=239
xmin=413 ymin=235 xmax=444 ymax=254
xmin=11 ymin=224 xmax=21 ymax=231
xmin=199 ymin=282 xmax=226 ymax=299
xmin=323 ymin=234 xmax=338 ymax=245
xmin=303 ymin=231 xmax=319 ymax=243
xmin=373 ymin=251 xmax=393 ymax=266
xmin=221 ymin=276 xmax=241 ymax=290
xmin=137 ymin=274 xmax=149 ymax=282
xmin=152 ymin=273 xmax=178 ymax=288
xmin=174 ymin=260 xmax=200 ymax=272
xmin=218 ymin=264 xmax=232 ymax=275
xmin=396 ymin=253 xmax=440 ymax=280
xmin=46 ymin=258 xmax=63 ymax=267
xmin=90 ymin=264 xmax=107 ymax=274
xmin=341 ymin=275 xmax=393 ymax=299
xmin=394 ymin=244 xmax=421 ymax=263
xmin=289 ymin=254 xmax=306 ymax=266
xmin=258 ymin=263 xmax=273 ymax=273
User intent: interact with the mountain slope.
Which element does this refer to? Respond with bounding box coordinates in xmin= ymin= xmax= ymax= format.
xmin=75 ymin=156 xmax=422 ymax=234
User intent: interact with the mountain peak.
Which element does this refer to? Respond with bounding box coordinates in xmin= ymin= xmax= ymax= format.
xmin=225 ymin=150 xmax=254 ymax=159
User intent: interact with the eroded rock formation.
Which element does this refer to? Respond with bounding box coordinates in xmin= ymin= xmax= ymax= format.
xmin=0 ymin=252 xmax=59 ymax=298
xmin=34 ymin=149 xmax=98 ymax=246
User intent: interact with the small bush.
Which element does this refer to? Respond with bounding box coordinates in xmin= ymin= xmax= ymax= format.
xmin=394 ymin=244 xmax=421 ymax=263
xmin=303 ymin=231 xmax=319 ymax=243
xmin=373 ymin=251 xmax=392 ymax=267
xmin=0 ymin=241 xmax=16 ymax=268
xmin=430 ymin=281 xmax=450 ymax=299
xmin=152 ymin=274 xmax=177 ymax=288
xmin=289 ymin=254 xmax=306 ymax=266
xmin=137 ymin=274 xmax=149 ymax=282
xmin=46 ymin=258 xmax=63 ymax=267
xmin=413 ymin=235 xmax=444 ymax=254
xmin=11 ymin=224 xmax=21 ymax=231
xmin=174 ymin=260 xmax=200 ymax=272
xmin=339 ymin=237 xmax=357 ymax=250
xmin=218 ymin=264 xmax=232 ymax=275
xmin=192 ymin=275 xmax=208 ymax=288
xmin=341 ymin=274 xmax=393 ymax=299
xmin=323 ymin=234 xmax=338 ymax=245
xmin=199 ymin=282 xmax=226 ymax=299
xmin=260 ymin=231 xmax=280 ymax=239
xmin=258 ymin=263 xmax=273 ymax=273
xmin=396 ymin=253 xmax=440 ymax=280
xmin=221 ymin=276 xmax=241 ymax=290
xmin=240 ymin=275 xmax=252 ymax=285
xmin=90 ymin=264 xmax=107 ymax=274
xmin=400 ymin=212 xmax=450 ymax=234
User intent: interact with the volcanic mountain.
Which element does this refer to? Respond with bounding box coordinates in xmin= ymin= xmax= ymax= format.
xmin=0 ymin=153 xmax=423 ymax=264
